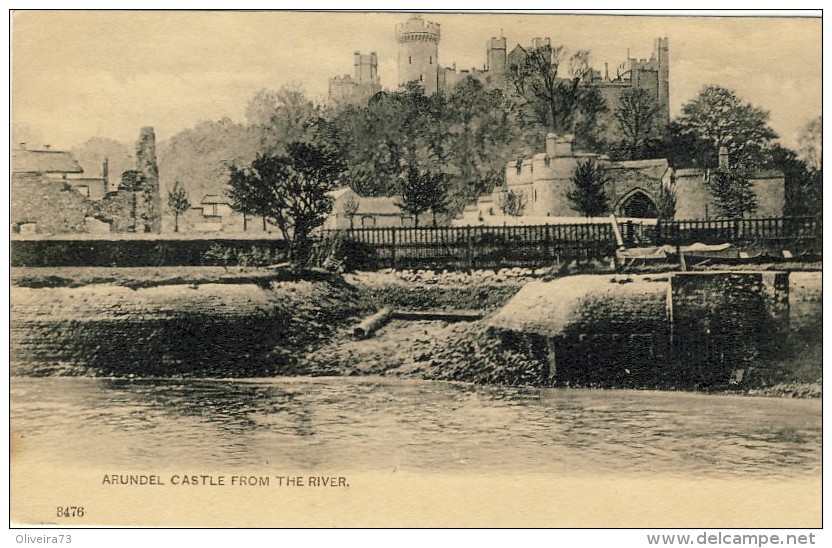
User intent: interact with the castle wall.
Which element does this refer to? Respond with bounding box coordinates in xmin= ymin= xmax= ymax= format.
xmin=530 ymin=155 xmax=580 ymax=217
xmin=753 ymin=175 xmax=786 ymax=218
xmin=672 ymin=170 xmax=785 ymax=220
xmin=673 ymin=173 xmax=714 ymax=220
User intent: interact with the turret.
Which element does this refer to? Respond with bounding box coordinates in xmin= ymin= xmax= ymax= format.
xmin=486 ymin=36 xmax=507 ymax=86
xmin=396 ymin=15 xmax=441 ymax=94
xmin=654 ymin=37 xmax=670 ymax=125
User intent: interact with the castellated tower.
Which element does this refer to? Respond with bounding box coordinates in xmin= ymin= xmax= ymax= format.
xmin=396 ymin=15 xmax=441 ymax=95
xmin=354 ymin=51 xmax=378 ymax=82
xmin=654 ymin=37 xmax=670 ymax=127
xmin=486 ymin=36 xmax=507 ymax=88
xmin=135 ymin=127 xmax=161 ymax=233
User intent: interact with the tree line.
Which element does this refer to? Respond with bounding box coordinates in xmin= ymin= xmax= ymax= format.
xmin=66 ymin=41 xmax=821 ymax=261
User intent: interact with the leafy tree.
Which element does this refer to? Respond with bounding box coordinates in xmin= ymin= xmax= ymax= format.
xmin=246 ymin=85 xmax=322 ymax=155
xmin=498 ymin=189 xmax=528 ymax=217
xmin=342 ymin=193 xmax=360 ymax=229
xmin=158 ymin=117 xmax=259 ymax=213
xmin=656 ymin=181 xmax=677 ymax=221
xmin=797 ymin=116 xmax=822 ymax=172
xmin=442 ymin=78 xmax=521 ymax=211
xmin=167 ymin=180 xmax=191 ymax=232
xmin=613 ymin=87 xmax=661 ymax=160
xmin=395 ymin=167 xmax=447 ymax=227
xmin=321 ymin=83 xmax=443 ymax=198
xmin=508 ymin=44 xmax=603 ymax=151
xmin=671 ymin=85 xmax=778 ymax=168
xmin=566 ymin=158 xmax=610 ymax=217
xmin=705 ymin=165 xmax=758 ymax=219
xmin=227 ymin=142 xmax=345 ymax=265
xmin=228 ymin=161 xmax=275 ymax=231
xmin=771 ymin=144 xmax=822 ymax=217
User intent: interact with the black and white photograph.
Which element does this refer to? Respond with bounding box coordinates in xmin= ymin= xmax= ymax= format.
xmin=8 ymin=9 xmax=823 ymax=531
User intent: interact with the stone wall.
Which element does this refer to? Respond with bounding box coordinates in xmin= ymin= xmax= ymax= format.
xmin=135 ymin=127 xmax=162 ymax=233
xmin=489 ymin=271 xmax=792 ymax=387
xmin=10 ymin=280 xmax=371 ymax=377
xmin=92 ymin=190 xmax=137 ymax=233
xmin=11 ymin=173 xmax=93 ymax=234
xmin=670 ymin=272 xmax=788 ymax=385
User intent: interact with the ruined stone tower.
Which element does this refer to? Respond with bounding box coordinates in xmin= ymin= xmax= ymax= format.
xmin=396 ymin=15 xmax=441 ymax=95
xmin=135 ymin=127 xmax=161 ymax=233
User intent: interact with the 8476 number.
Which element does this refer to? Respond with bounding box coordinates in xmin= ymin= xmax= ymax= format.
xmin=56 ymin=506 xmax=84 ymax=518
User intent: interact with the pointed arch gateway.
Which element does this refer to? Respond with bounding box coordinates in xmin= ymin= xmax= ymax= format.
xmin=616 ymin=188 xmax=659 ymax=218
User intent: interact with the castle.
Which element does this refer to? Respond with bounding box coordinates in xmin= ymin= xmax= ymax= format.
xmin=329 ymin=15 xmax=670 ymax=128
xmin=328 ymin=51 xmax=382 ymax=106
xmin=454 ymin=133 xmax=784 ymax=224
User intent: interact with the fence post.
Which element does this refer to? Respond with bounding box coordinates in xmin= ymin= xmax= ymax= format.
xmin=545 ymin=224 xmax=552 ymax=263
xmin=466 ymin=226 xmax=473 ymax=273
xmin=391 ymin=228 xmax=397 ymax=271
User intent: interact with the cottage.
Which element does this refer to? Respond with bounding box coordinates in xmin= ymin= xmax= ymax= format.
xmin=12 ymin=146 xmax=109 ymax=201
xmin=324 ymin=187 xmax=427 ymax=229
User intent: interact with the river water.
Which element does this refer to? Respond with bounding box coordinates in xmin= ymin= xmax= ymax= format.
xmin=10 ymin=376 xmax=821 ymax=478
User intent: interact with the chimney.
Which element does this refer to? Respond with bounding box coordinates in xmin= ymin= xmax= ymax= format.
xmin=718 ymin=146 xmax=729 ymax=170
xmin=545 ymin=133 xmax=557 ymax=157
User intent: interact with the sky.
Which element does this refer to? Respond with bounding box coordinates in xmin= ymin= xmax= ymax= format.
xmin=11 ymin=10 xmax=822 ymax=151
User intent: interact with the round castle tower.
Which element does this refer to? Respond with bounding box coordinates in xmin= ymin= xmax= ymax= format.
xmin=396 ymin=15 xmax=440 ymax=95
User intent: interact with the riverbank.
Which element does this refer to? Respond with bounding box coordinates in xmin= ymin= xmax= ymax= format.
xmin=9 ymin=266 xmax=822 ymax=395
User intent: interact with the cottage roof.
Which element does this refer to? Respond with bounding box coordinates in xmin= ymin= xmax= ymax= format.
xmin=12 ymin=149 xmax=83 ymax=174
xmin=327 ymin=186 xmax=355 ymax=200
xmin=355 ymin=196 xmax=404 ymax=216
xmin=201 ymin=194 xmax=231 ymax=205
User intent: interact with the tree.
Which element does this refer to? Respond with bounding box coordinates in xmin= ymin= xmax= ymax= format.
xmin=566 ymin=158 xmax=610 ymax=217
xmin=395 ymin=167 xmax=447 ymax=227
xmin=167 ymin=180 xmax=191 ymax=232
xmin=797 ymin=116 xmax=822 ymax=172
xmin=159 ymin=118 xmax=260 ymax=216
xmin=498 ymin=189 xmax=527 ymax=217
xmin=771 ymin=144 xmax=822 ymax=217
xmin=671 ymin=85 xmax=778 ymax=168
xmin=442 ymin=78 xmax=522 ymax=211
xmin=342 ymin=193 xmax=360 ymax=229
xmin=227 ymin=142 xmax=345 ymax=265
xmin=321 ymin=83 xmax=443 ymax=198
xmin=656 ymin=181 xmax=677 ymax=221
xmin=508 ymin=44 xmax=603 ymax=151
xmin=246 ymin=85 xmax=322 ymax=155
xmin=228 ymin=161 xmax=274 ymax=231
xmin=705 ymin=165 xmax=758 ymax=219
xmin=613 ymin=87 xmax=661 ymax=160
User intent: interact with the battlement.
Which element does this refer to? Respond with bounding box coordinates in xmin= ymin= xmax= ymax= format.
xmin=488 ymin=36 xmax=506 ymax=49
xmin=396 ymin=16 xmax=441 ymax=42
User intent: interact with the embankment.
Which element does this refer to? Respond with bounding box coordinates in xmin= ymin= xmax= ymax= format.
xmin=9 ymin=267 xmax=822 ymax=394
xmin=10 ymin=275 xmax=373 ymax=377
